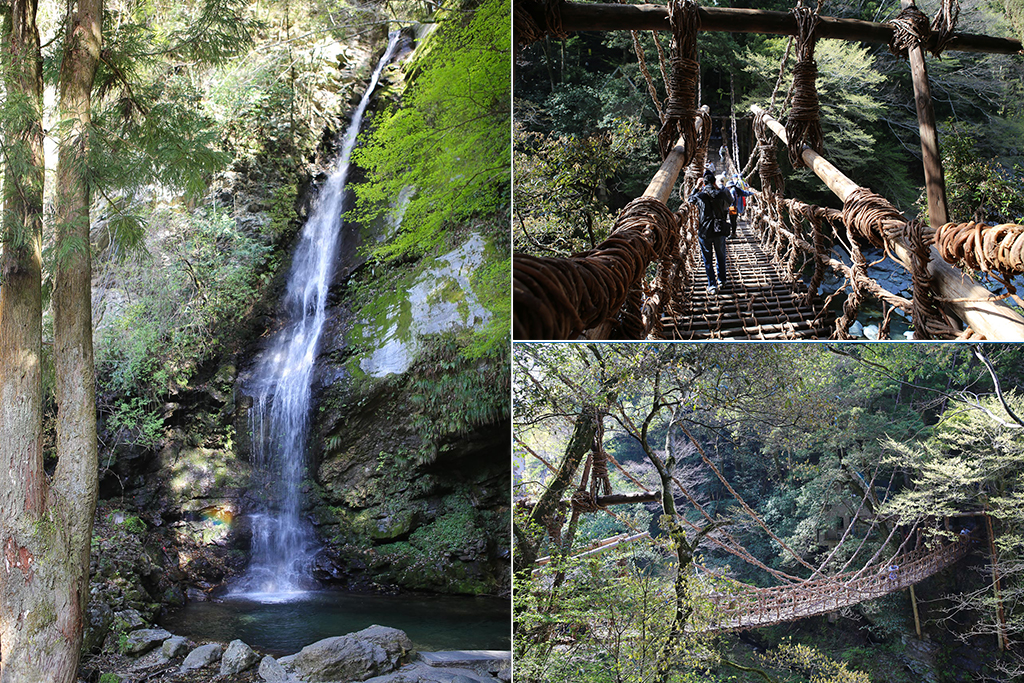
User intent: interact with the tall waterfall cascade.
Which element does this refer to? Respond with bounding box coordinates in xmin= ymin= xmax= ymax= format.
xmin=233 ymin=31 xmax=402 ymax=600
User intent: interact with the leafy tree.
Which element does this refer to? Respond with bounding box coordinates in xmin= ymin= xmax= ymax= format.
xmin=353 ymin=0 xmax=510 ymax=262
xmin=513 ymin=117 xmax=657 ymax=256
xmin=940 ymin=126 xmax=1024 ymax=224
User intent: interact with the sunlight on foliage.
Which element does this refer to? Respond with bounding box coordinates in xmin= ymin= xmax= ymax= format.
xmin=353 ymin=0 xmax=510 ymax=261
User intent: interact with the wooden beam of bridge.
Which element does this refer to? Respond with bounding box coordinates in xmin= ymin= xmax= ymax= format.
xmin=644 ymin=105 xmax=709 ymax=202
xmin=518 ymin=490 xmax=662 ymax=511
xmin=552 ymin=2 xmax=1023 ymax=55
xmin=751 ymin=104 xmax=1024 ymax=341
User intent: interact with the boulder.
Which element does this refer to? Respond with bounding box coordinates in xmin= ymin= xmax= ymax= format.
xmin=113 ymin=608 xmax=146 ymax=631
xmin=350 ymin=625 xmax=413 ymax=667
xmin=179 ymin=643 xmax=223 ymax=673
xmin=162 ymin=635 xmax=189 ymax=659
xmin=82 ymin=598 xmax=113 ymax=653
xmin=221 ymin=639 xmax=260 ymax=675
xmin=278 ymin=634 xmax=391 ymax=682
xmin=123 ymin=628 xmax=172 ymax=656
xmin=259 ymin=655 xmax=295 ymax=682
xmin=361 ymin=663 xmax=498 ymax=683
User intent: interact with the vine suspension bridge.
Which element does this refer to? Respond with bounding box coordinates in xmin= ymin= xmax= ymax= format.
xmin=512 ymin=0 xmax=1024 ymax=340
xmin=519 ymin=418 xmax=989 ymax=636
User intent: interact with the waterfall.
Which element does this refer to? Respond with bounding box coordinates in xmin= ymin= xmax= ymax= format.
xmin=234 ymin=31 xmax=401 ymax=600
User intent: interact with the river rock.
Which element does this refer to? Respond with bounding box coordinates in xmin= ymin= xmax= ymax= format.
xmin=124 ymin=628 xmax=173 ymax=655
xmin=221 ymin=639 xmax=260 ymax=675
xmin=259 ymin=655 xmax=297 ymax=682
xmin=361 ymin=663 xmax=498 ymax=683
xmin=113 ymin=608 xmax=147 ymax=631
xmin=180 ymin=642 xmax=223 ymax=673
xmin=162 ymin=635 xmax=189 ymax=658
xmin=350 ymin=625 xmax=413 ymax=667
xmin=278 ymin=630 xmax=396 ymax=681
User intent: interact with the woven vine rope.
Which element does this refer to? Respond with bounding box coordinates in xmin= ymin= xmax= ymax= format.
xmin=888 ymin=5 xmax=931 ymax=57
xmin=935 ymin=221 xmax=1024 ymax=275
xmin=512 ymin=198 xmax=679 ymax=339
xmin=658 ymin=0 xmax=701 ymax=161
xmin=785 ymin=7 xmax=825 ymax=169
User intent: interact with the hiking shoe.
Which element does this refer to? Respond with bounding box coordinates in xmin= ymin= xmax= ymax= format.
xmin=707 ymin=285 xmax=717 ymax=294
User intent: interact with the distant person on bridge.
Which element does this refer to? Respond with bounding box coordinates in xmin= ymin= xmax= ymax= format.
xmin=726 ymin=177 xmax=754 ymax=239
xmin=688 ymin=170 xmax=732 ymax=294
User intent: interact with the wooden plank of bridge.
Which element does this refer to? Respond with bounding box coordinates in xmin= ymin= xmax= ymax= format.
xmin=549 ymin=2 xmax=1023 ymax=55
xmin=662 ymin=219 xmax=834 ymax=339
xmin=751 ymin=105 xmax=1024 ymax=341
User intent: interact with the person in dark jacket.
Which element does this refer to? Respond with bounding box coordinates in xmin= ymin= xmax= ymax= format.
xmin=726 ymin=178 xmax=754 ymax=239
xmin=688 ymin=170 xmax=732 ymax=293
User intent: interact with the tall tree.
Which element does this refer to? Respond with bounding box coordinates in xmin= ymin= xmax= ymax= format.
xmin=0 ymin=0 xmax=47 ymax=676
xmin=0 ymin=0 xmax=102 ymax=678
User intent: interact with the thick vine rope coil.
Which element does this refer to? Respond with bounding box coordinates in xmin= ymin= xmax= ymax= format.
xmin=785 ymin=7 xmax=825 ymax=169
xmin=513 ymin=0 xmax=567 ymax=45
xmin=930 ymin=0 xmax=960 ymax=57
xmin=888 ymin=5 xmax=931 ymax=57
xmin=512 ymin=198 xmax=679 ymax=339
xmin=905 ymin=219 xmax=958 ymax=339
xmin=658 ymin=0 xmax=701 ymax=161
xmin=840 ymin=187 xmax=905 ymax=248
xmin=935 ymin=221 xmax=1024 ymax=275
xmin=754 ymin=110 xmax=785 ymax=199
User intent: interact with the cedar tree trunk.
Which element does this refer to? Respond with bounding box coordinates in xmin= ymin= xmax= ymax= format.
xmin=1 ymin=0 xmax=55 ymax=679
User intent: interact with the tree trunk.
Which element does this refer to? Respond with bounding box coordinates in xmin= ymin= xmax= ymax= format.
xmin=0 ymin=0 xmax=49 ymax=677
xmin=38 ymin=0 xmax=104 ymax=677
xmin=513 ymin=403 xmax=598 ymax=576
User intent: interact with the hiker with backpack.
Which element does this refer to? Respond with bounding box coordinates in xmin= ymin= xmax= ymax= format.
xmin=688 ymin=170 xmax=733 ymax=294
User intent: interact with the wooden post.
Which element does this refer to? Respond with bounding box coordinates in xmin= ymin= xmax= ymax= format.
xmin=642 ymin=105 xmax=710 ymax=202
xmin=909 ymin=585 xmax=922 ymax=638
xmin=750 ymin=105 xmax=1024 ymax=341
xmin=901 ymin=0 xmax=949 ymax=227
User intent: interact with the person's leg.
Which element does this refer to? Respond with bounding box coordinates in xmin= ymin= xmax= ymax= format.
xmin=714 ymin=235 xmax=728 ymax=288
xmin=699 ymin=234 xmax=716 ymax=291
xmin=729 ymin=213 xmax=738 ymax=238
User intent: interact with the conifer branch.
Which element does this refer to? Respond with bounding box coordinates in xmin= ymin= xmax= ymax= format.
xmin=99 ymin=49 xmax=149 ymax=116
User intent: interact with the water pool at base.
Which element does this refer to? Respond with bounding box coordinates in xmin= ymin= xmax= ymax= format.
xmin=159 ymin=591 xmax=510 ymax=655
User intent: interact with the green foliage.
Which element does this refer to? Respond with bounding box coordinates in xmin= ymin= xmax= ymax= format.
xmin=515 ymin=538 xmax=716 ymax=683
xmin=513 ymin=117 xmax=657 ymax=256
xmin=353 ymin=0 xmax=510 ymax=261
xmin=107 ymin=397 xmax=164 ymax=450
xmin=940 ymin=126 xmax=1024 ymax=224
xmin=756 ymin=642 xmax=870 ymax=683
xmin=99 ymin=673 xmax=121 ymax=683
xmin=407 ymin=333 xmax=510 ymax=464
xmin=95 ymin=206 xmax=274 ymax=401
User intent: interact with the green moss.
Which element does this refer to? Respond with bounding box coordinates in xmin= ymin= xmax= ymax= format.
xmin=100 ymin=673 xmax=121 ymax=683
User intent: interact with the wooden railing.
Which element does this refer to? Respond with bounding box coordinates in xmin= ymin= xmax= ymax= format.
xmin=696 ymin=532 xmax=975 ymax=632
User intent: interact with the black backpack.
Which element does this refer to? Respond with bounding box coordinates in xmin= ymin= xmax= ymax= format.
xmin=700 ymin=187 xmax=733 ymax=237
